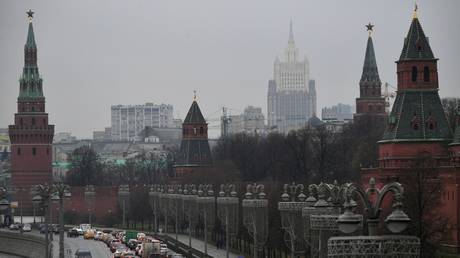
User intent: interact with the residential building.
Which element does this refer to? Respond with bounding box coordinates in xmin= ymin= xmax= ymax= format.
xmin=267 ymin=21 xmax=317 ymax=134
xmin=54 ymin=132 xmax=77 ymax=144
xmin=322 ymin=103 xmax=354 ymax=121
xmin=221 ymin=106 xmax=266 ymax=136
xmin=111 ymin=103 xmax=174 ymax=141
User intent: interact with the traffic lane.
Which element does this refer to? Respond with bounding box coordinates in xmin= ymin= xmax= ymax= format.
xmin=56 ymin=235 xmax=113 ymax=258
xmin=0 ymin=253 xmax=22 ymax=258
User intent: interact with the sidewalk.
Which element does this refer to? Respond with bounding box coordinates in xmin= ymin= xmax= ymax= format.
xmin=166 ymin=233 xmax=242 ymax=258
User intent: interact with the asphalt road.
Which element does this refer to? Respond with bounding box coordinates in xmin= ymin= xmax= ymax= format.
xmin=50 ymin=233 xmax=113 ymax=258
xmin=0 ymin=253 xmax=22 ymax=258
xmin=0 ymin=228 xmax=113 ymax=258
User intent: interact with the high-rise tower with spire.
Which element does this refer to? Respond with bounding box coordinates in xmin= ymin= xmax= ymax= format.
xmin=267 ymin=21 xmax=317 ymax=134
xmin=355 ymin=23 xmax=386 ymax=119
xmin=8 ymin=10 xmax=54 ymax=186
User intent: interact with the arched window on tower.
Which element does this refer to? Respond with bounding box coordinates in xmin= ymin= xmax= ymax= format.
xmin=17 ymin=148 xmax=21 ymax=155
xmin=32 ymin=118 xmax=35 ymax=126
xmin=20 ymin=118 xmax=23 ymax=126
xmin=32 ymin=147 xmax=36 ymax=156
xmin=200 ymin=127 xmax=204 ymax=135
xmin=424 ymin=66 xmax=430 ymax=82
xmin=412 ymin=66 xmax=418 ymax=82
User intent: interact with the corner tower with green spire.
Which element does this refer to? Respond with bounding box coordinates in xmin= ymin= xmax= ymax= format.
xmin=376 ymin=8 xmax=453 ymax=168
xmin=8 ymin=10 xmax=54 ymax=187
xmin=355 ymin=23 xmax=386 ymax=119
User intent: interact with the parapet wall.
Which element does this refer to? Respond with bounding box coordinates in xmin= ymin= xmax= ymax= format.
xmin=0 ymin=231 xmax=48 ymax=258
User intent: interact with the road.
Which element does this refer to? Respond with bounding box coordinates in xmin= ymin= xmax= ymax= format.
xmin=0 ymin=228 xmax=112 ymax=258
xmin=50 ymin=233 xmax=113 ymax=258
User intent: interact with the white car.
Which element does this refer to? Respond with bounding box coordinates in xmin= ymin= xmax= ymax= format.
xmin=76 ymin=227 xmax=84 ymax=235
xmin=94 ymin=231 xmax=103 ymax=240
xmin=22 ymin=223 xmax=32 ymax=232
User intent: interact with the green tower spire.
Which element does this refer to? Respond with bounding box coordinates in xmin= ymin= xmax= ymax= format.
xmin=19 ymin=10 xmax=43 ymax=99
xmin=360 ymin=32 xmax=381 ymax=84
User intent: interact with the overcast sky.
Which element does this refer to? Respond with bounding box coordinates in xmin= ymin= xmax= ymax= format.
xmin=1 ymin=1 xmax=459 ymax=138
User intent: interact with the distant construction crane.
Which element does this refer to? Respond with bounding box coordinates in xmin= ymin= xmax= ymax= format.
xmin=383 ymin=82 xmax=396 ymax=113
xmin=221 ymin=107 xmax=232 ymax=137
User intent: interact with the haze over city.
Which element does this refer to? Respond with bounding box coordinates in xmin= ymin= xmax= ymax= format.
xmin=1 ymin=0 xmax=459 ymax=138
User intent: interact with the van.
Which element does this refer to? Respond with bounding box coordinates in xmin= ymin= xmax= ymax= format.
xmin=75 ymin=249 xmax=92 ymax=258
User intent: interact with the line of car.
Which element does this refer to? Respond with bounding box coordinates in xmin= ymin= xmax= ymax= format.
xmin=83 ymin=228 xmax=183 ymax=258
xmin=7 ymin=223 xmax=32 ymax=232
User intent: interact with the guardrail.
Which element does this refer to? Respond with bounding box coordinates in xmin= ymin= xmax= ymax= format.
xmin=155 ymin=234 xmax=212 ymax=258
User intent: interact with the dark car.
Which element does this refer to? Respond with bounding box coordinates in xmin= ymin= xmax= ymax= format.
xmin=52 ymin=224 xmax=60 ymax=234
xmin=74 ymin=249 xmax=92 ymax=258
xmin=127 ymin=239 xmax=138 ymax=250
xmin=67 ymin=228 xmax=79 ymax=237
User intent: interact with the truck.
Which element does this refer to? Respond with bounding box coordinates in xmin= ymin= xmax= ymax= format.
xmin=125 ymin=230 xmax=138 ymax=241
xmin=141 ymin=240 xmax=161 ymax=258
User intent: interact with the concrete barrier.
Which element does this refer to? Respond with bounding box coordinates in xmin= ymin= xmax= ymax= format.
xmin=0 ymin=231 xmax=48 ymax=258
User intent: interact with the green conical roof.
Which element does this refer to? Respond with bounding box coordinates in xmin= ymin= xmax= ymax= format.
xmin=451 ymin=115 xmax=460 ymax=146
xmin=184 ymin=101 xmax=206 ymax=124
xmin=360 ymin=36 xmax=380 ymax=83
xmin=26 ymin=22 xmax=36 ymax=48
xmin=19 ymin=20 xmax=43 ymax=99
xmin=399 ymin=17 xmax=435 ymax=61
xmin=381 ymin=90 xmax=452 ymax=142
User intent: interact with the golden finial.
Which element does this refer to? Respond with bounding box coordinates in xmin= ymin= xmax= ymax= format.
xmin=412 ymin=2 xmax=418 ymax=19
xmin=26 ymin=9 xmax=34 ymax=23
xmin=365 ymin=22 xmax=374 ymax=37
xmin=193 ymin=90 xmax=197 ymax=101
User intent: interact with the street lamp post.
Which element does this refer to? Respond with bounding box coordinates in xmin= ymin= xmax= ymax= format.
xmin=118 ymin=185 xmax=130 ymax=229
xmin=337 ymin=178 xmax=410 ymax=235
xmin=168 ymin=185 xmax=182 ymax=241
xmin=182 ymin=184 xmax=198 ymax=250
xmin=148 ymin=184 xmax=159 ymax=232
xmin=159 ymin=185 xmax=168 ymax=233
xmin=51 ymin=182 xmax=71 ymax=258
xmin=33 ymin=184 xmax=53 ymax=258
xmin=242 ymin=183 xmax=268 ymax=258
xmin=327 ymin=178 xmax=419 ymax=257
xmin=0 ymin=187 xmax=10 ymax=226
xmin=217 ymin=184 xmax=239 ymax=258
xmin=302 ymin=182 xmax=344 ymax=258
xmin=84 ymin=185 xmax=96 ymax=227
xmin=278 ymin=183 xmax=308 ymax=258
xmin=197 ymin=184 xmax=215 ymax=257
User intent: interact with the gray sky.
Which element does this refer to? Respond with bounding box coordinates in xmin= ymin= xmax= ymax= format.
xmin=1 ymin=0 xmax=459 ymax=138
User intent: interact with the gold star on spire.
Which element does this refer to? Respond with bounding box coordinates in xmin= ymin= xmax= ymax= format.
xmin=365 ymin=22 xmax=374 ymax=37
xmin=413 ymin=2 xmax=418 ymax=19
xmin=193 ymin=90 xmax=197 ymax=101
xmin=26 ymin=9 xmax=34 ymax=22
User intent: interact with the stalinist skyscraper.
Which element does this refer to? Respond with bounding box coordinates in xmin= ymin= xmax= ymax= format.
xmin=268 ymin=21 xmax=316 ymax=134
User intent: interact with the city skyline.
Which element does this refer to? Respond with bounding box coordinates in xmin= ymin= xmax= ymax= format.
xmin=1 ymin=1 xmax=459 ymax=138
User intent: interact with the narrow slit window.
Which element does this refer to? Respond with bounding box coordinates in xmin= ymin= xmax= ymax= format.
xmin=412 ymin=66 xmax=418 ymax=82
xmin=424 ymin=66 xmax=430 ymax=82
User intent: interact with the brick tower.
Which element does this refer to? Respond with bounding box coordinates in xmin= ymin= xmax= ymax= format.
xmin=9 ymin=11 xmax=54 ymax=187
xmin=377 ymin=11 xmax=452 ymax=168
xmin=362 ymin=8 xmax=460 ymax=251
xmin=174 ymin=95 xmax=212 ymax=177
xmin=354 ymin=23 xmax=386 ymax=119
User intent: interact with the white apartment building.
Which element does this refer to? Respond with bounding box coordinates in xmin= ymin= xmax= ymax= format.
xmin=111 ymin=103 xmax=174 ymax=141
